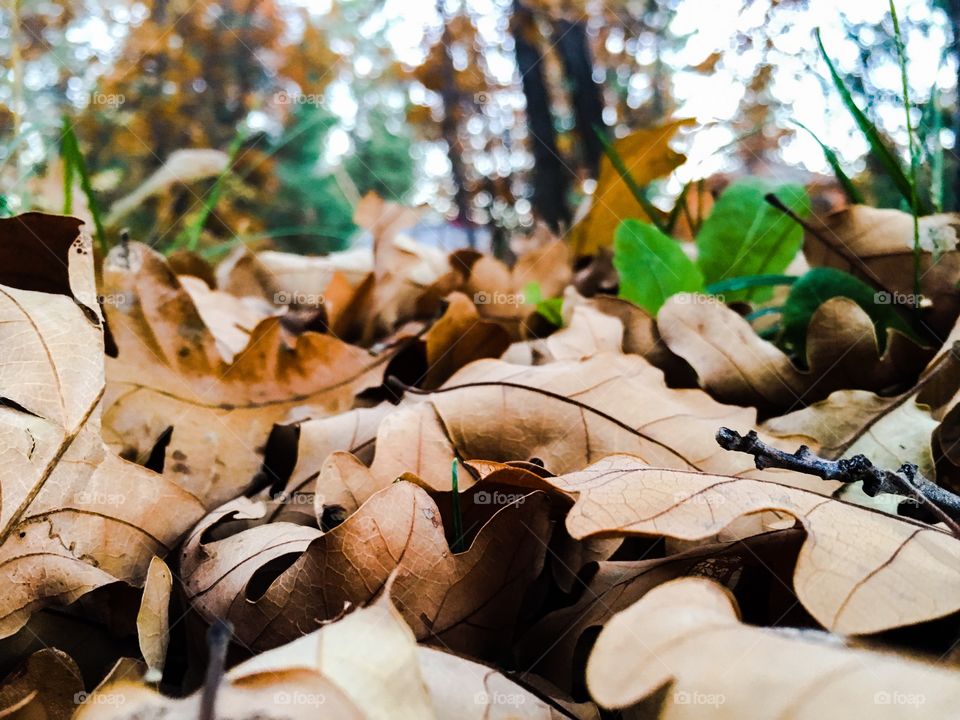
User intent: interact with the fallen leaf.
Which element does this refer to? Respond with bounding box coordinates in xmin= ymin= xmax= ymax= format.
xmin=181 ymin=481 xmax=552 ymax=653
xmin=179 ymin=274 xmax=273 ymax=361
xmin=519 ymin=530 xmax=803 ymax=692
xmin=587 ymin=577 xmax=960 ymax=715
xmin=0 ymin=214 xmax=205 ymax=639
xmin=74 ymin=671 xmax=362 ymax=719
xmin=396 ymin=291 xmax=511 ymax=389
xmin=548 ymin=455 xmax=960 ymax=633
xmin=803 ymin=205 xmax=960 ymax=332
xmin=384 ymin=354 xmax=824 ymax=490
xmin=658 ymin=293 xmax=929 ymax=413
xmin=570 ymin=119 xmax=693 ymax=257
xmin=227 ymin=592 xmax=434 ymax=719
xmin=100 ymin=241 xmax=388 ymax=507
xmin=136 ymin=557 xmax=172 ymax=678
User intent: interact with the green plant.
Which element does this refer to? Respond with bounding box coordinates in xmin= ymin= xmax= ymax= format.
xmin=611 ymin=178 xmax=808 ymax=314
xmin=60 ymin=118 xmax=108 ymax=254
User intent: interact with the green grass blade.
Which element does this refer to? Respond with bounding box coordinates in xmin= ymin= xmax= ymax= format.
xmin=791 ymin=120 xmax=864 ymax=204
xmin=61 ymin=117 xmax=108 ymax=254
xmin=888 ymin=0 xmax=922 ymax=299
xmin=450 ymin=458 xmax=465 ymax=553
xmin=665 ymin=181 xmax=691 ymax=235
xmin=181 ymin=131 xmax=245 ymax=252
xmin=815 ymin=28 xmax=917 ymax=210
xmin=62 ymin=143 xmax=75 ymax=215
xmin=928 ymin=86 xmax=944 ymax=212
xmin=745 ymin=305 xmax=783 ymax=322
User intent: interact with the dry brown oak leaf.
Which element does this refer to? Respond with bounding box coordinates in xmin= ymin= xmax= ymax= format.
xmin=804 ymin=204 xmax=960 ymax=333
xmin=78 ymin=591 xmax=586 ymax=720
xmin=180 ymin=480 xmax=552 ymax=653
xmin=547 ymin=455 xmax=960 ymax=634
xmin=307 ymin=353 xmax=828 ymax=500
xmin=99 ymin=241 xmax=388 ymax=508
xmin=657 ymin=293 xmax=929 ymax=414
xmin=587 ymin=577 xmax=960 ymax=716
xmin=518 ymin=529 xmax=803 ymax=693
xmin=0 ymin=214 xmax=204 ymax=640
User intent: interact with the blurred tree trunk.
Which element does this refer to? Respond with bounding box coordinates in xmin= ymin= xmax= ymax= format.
xmin=554 ymin=17 xmax=606 ymax=178
xmin=511 ymin=0 xmax=571 ymax=233
xmin=437 ymin=4 xmax=477 ymax=247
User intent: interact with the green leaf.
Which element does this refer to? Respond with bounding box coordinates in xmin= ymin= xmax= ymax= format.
xmin=778 ymin=268 xmax=919 ymax=358
xmin=613 ymin=219 xmax=704 ymax=314
xmin=523 ymin=281 xmax=564 ymax=327
xmin=695 ymin=178 xmax=809 ymax=302
xmin=536 ymin=297 xmax=564 ymax=327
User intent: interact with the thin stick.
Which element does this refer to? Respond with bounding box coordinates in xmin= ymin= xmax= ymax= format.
xmin=199 ymin=618 xmax=232 ymax=720
xmin=717 ymin=428 xmax=960 ymax=538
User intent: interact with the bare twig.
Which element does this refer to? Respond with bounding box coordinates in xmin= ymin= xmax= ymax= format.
xmin=716 ymin=428 xmax=960 ymax=538
xmin=199 ymin=618 xmax=232 ymax=720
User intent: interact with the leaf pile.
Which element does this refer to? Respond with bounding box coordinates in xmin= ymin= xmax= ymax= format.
xmin=4 ymin=196 xmax=960 ymax=719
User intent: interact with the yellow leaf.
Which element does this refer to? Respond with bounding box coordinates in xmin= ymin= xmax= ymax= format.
xmin=570 ymin=118 xmax=694 ymax=257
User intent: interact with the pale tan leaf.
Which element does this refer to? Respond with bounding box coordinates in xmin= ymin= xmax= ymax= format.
xmin=587 ymin=577 xmax=960 ymax=715
xmin=101 ymin=242 xmax=388 ymax=507
xmin=549 ymin=455 xmax=960 ymax=633
xmin=519 ymin=530 xmax=803 ymax=692
xmin=136 ymin=557 xmax=173 ymax=677
xmin=228 ymin=594 xmax=435 ymax=720
xmin=657 ymin=294 xmax=928 ymax=412
xmin=178 ymin=274 xmax=273 ymax=362
xmin=804 ymin=206 xmax=960 ymax=332
xmin=0 ymin=215 xmax=204 ymax=639
xmin=74 ymin=670 xmax=363 ymax=719
xmin=181 ymin=481 xmax=551 ymax=653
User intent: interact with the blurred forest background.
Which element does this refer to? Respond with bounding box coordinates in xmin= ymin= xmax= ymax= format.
xmin=1 ymin=0 xmax=958 ymax=255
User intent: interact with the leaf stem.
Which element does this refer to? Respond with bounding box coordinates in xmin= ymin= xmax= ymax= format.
xmin=705 ymin=275 xmax=796 ymax=296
